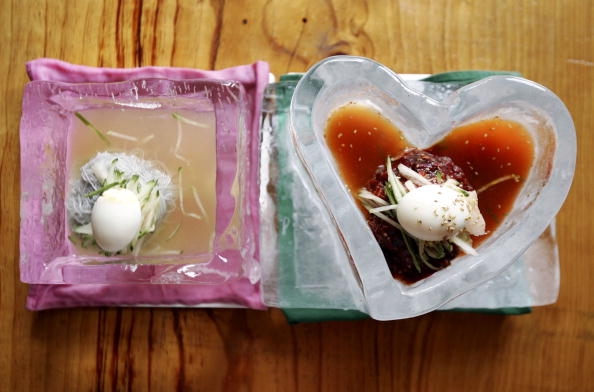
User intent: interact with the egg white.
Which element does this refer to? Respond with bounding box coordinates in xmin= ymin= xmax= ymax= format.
xmin=91 ymin=188 xmax=142 ymax=252
xmin=396 ymin=184 xmax=473 ymax=242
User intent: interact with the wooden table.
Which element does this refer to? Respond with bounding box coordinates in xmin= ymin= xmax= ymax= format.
xmin=2 ymin=1 xmax=592 ymax=390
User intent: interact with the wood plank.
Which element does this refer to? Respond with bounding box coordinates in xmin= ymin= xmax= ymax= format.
xmin=1 ymin=0 xmax=592 ymax=390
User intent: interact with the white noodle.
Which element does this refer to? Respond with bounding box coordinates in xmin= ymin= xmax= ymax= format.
xmin=177 ymin=168 xmax=202 ymax=220
xmin=106 ymin=130 xmax=138 ymax=142
xmin=191 ymin=185 xmax=208 ymax=219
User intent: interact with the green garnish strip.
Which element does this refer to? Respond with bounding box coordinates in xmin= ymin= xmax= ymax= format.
xmin=75 ymin=112 xmax=110 ymax=145
xmin=386 ymin=158 xmax=407 ymax=201
xmin=477 ymin=174 xmax=521 ymax=194
xmin=165 ymin=223 xmax=182 ymax=241
xmin=400 ymin=229 xmax=423 ymax=272
xmin=177 ymin=167 xmax=203 ymax=220
xmin=173 ymin=117 xmax=191 ymax=165
xmin=417 ymin=241 xmax=441 ymax=270
xmin=171 ymin=112 xmax=208 ymax=128
xmin=84 ymin=181 xmax=120 ymax=198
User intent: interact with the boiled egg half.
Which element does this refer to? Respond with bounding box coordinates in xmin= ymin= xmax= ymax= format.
xmin=91 ymin=187 xmax=142 ymax=252
xmin=395 ymin=184 xmax=486 ymax=242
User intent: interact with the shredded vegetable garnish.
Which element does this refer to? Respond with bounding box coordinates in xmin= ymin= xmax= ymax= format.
xmin=165 ymin=223 xmax=182 ymax=241
xmin=177 ymin=167 xmax=203 ymax=220
xmin=171 ymin=113 xmax=193 ymax=165
xmin=171 ymin=112 xmax=209 ymax=128
xmin=140 ymin=134 xmax=155 ymax=144
xmin=191 ymin=185 xmax=208 ymax=219
xmin=477 ymin=174 xmax=521 ymax=194
xmin=67 ymin=152 xmax=174 ymax=255
xmin=397 ymin=163 xmax=432 ymax=186
xmin=173 ymin=121 xmax=191 ymax=165
xmin=358 ymin=156 xmax=485 ymax=272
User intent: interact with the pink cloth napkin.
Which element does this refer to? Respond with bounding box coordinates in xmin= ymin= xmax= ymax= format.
xmin=23 ymin=58 xmax=270 ymax=310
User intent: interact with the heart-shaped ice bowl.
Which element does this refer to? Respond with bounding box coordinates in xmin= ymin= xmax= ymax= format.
xmin=289 ymin=56 xmax=576 ymax=320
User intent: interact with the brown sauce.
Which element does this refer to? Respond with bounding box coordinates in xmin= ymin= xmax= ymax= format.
xmin=428 ymin=117 xmax=534 ymax=233
xmin=324 ymin=103 xmax=411 ymax=193
xmin=324 ymin=103 xmax=535 ymax=281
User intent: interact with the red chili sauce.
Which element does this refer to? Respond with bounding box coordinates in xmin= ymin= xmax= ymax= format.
xmin=324 ymin=103 xmax=535 ymax=283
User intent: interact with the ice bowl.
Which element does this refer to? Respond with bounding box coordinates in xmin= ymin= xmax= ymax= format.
xmin=289 ymin=56 xmax=576 ymax=320
xmin=20 ymin=78 xmax=260 ymax=285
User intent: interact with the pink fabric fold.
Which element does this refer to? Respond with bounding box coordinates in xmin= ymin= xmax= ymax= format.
xmin=24 ymin=58 xmax=270 ymax=310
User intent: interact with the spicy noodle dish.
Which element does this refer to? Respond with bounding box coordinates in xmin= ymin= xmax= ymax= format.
xmin=325 ymin=102 xmax=535 ymax=284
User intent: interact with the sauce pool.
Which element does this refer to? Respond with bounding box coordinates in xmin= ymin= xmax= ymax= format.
xmin=325 ymin=103 xmax=535 ymax=240
xmin=429 ymin=117 xmax=534 ymax=232
xmin=324 ymin=103 xmax=411 ymax=193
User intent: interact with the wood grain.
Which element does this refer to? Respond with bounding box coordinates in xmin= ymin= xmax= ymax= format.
xmin=1 ymin=0 xmax=593 ymax=391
